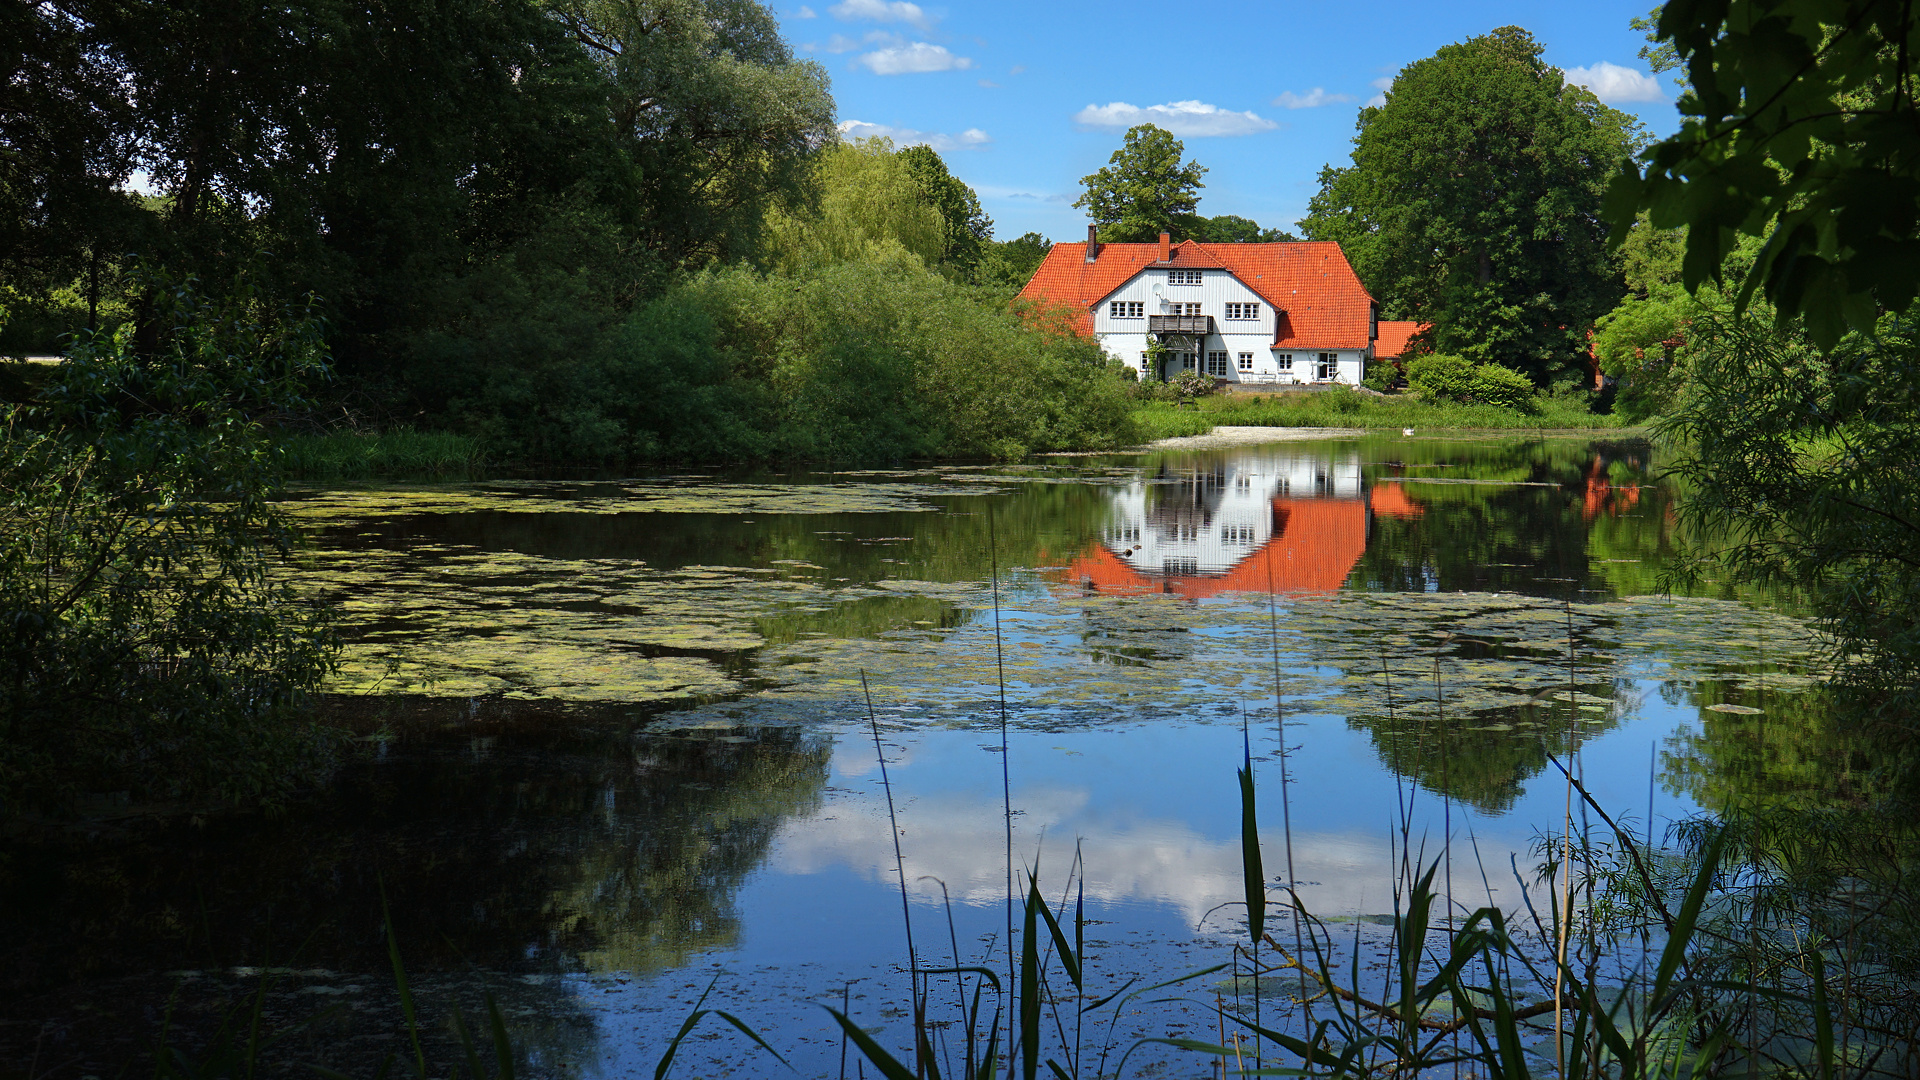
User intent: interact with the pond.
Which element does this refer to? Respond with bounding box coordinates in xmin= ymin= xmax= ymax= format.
xmin=0 ymin=433 xmax=1840 ymax=1078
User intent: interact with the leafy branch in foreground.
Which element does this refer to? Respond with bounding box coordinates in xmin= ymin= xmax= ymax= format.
xmin=0 ymin=272 xmax=341 ymax=818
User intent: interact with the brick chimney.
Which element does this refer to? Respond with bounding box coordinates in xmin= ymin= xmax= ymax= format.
xmin=1085 ymin=224 xmax=1099 ymax=263
xmin=1158 ymin=231 xmax=1171 ymax=262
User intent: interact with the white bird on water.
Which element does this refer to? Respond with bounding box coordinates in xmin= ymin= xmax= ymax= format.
xmin=1402 ymin=427 xmax=1416 ymax=437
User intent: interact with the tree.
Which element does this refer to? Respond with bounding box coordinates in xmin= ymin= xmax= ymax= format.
xmin=548 ymin=0 xmax=835 ymax=268
xmin=1610 ymin=1 xmax=1920 ymax=350
xmin=1300 ymin=26 xmax=1643 ymax=384
xmin=1191 ymin=214 xmax=1297 ymax=243
xmin=1 ymin=275 xmax=341 ymax=816
xmin=898 ymin=145 xmax=993 ymax=275
xmin=1074 ymin=125 xmax=1206 ymax=242
xmin=762 ymin=138 xmax=946 ymax=274
xmin=975 ymin=232 xmax=1052 ymax=293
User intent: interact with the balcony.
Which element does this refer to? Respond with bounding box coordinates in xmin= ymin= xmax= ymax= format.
xmin=1148 ymin=315 xmax=1214 ymax=335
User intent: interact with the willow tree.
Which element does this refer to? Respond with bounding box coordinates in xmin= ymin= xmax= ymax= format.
xmin=1301 ymin=26 xmax=1642 ymax=384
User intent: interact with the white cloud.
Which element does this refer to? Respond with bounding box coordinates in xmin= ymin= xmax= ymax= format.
xmin=1071 ymin=99 xmax=1278 ymax=137
xmin=825 ymin=29 xmax=903 ymax=53
xmin=829 ymin=0 xmax=933 ymax=31
xmin=854 ymin=42 xmax=974 ymax=74
xmin=838 ymin=119 xmax=992 ymax=152
xmin=1273 ymin=87 xmax=1355 ymax=109
xmin=795 ymin=4 xmax=816 ymax=16
xmin=977 ymin=78 xmax=999 ymax=88
xmin=1364 ymin=76 xmax=1393 ymax=109
xmin=1563 ymin=61 xmax=1668 ymax=104
xmin=972 ymin=183 xmax=1071 ymax=205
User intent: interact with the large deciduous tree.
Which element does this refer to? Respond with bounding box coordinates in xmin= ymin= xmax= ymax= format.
xmin=1300 ymin=26 xmax=1642 ymax=384
xmin=1074 ymin=125 xmax=1206 ymax=243
xmin=898 ymin=144 xmax=992 ymax=275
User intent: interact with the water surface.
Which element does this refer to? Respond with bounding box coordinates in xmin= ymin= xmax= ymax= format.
xmin=1 ymin=434 xmax=1840 ymax=1077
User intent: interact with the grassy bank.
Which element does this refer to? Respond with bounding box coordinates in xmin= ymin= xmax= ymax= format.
xmin=279 ymin=429 xmax=484 ymax=479
xmin=1131 ymin=388 xmax=1627 ymax=441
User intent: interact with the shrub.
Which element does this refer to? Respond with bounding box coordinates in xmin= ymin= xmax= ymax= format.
xmin=1 ymin=277 xmax=342 ymax=817
xmin=1467 ymin=362 xmax=1538 ymax=412
xmin=1361 ymin=363 xmax=1396 ymax=393
xmin=1323 ymin=383 xmax=1364 ymax=414
xmin=1406 ymin=352 xmax=1475 ymax=401
xmin=1171 ymin=368 xmax=1216 ymax=399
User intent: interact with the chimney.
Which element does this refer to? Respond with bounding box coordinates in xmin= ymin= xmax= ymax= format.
xmin=1158 ymin=232 xmax=1171 ymax=262
xmin=1084 ymin=224 xmax=1100 ymax=263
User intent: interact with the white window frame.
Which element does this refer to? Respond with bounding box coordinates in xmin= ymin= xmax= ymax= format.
xmin=1316 ymin=352 xmax=1339 ymax=381
xmin=1109 ymin=300 xmax=1144 ymax=318
xmin=1224 ymin=302 xmax=1261 ymax=320
xmin=1169 ymin=269 xmax=1202 ymax=285
xmin=1236 ymin=352 xmax=1254 ymax=371
xmin=1205 ymin=351 xmax=1229 ymax=376
xmin=1275 ymin=352 xmax=1294 ymax=372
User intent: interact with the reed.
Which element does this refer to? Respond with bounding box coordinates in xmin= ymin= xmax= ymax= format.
xmin=278 ymin=429 xmax=485 ymax=480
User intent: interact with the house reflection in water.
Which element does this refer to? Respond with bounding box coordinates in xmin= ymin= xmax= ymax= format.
xmin=1068 ymin=451 xmax=1424 ymax=598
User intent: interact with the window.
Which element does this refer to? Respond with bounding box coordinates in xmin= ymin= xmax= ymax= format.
xmin=1275 ymin=352 xmax=1293 ymax=371
xmin=1163 ymin=302 xmax=1201 ymax=317
xmin=1317 ymin=352 xmax=1339 ymax=381
xmin=1108 ymin=300 xmax=1144 ymax=318
xmin=1224 ymin=302 xmax=1260 ymax=320
xmin=1206 ymin=351 xmax=1229 ymax=376
xmin=1169 ymin=269 xmax=1202 ymax=285
xmin=1179 ymin=352 xmax=1196 ymax=369
xmin=1223 ymin=524 xmax=1256 ymax=546
xmin=1236 ymin=352 xmax=1254 ymax=371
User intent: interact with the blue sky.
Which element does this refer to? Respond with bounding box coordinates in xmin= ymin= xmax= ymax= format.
xmin=780 ymin=0 xmax=1681 ymax=242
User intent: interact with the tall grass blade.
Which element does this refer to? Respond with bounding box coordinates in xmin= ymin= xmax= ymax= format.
xmin=1651 ymin=827 xmax=1726 ymax=1012
xmin=486 ymin=994 xmax=515 ymax=1080
xmin=378 ymin=880 xmax=427 ymax=1079
xmin=1239 ymin=730 xmax=1266 ymax=945
xmin=1020 ymin=872 xmax=1041 ymax=1080
xmin=1809 ymin=946 xmax=1834 ymax=1080
xmin=825 ymin=1007 xmax=919 ymax=1080
xmin=1029 ymin=881 xmax=1082 ymax=990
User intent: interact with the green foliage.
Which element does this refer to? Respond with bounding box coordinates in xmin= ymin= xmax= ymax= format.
xmin=1406 ymin=352 xmax=1476 ymax=401
xmin=1658 ymin=302 xmax=1920 ymax=794
xmin=974 ymin=232 xmax=1053 ymax=294
xmin=1468 ymin=362 xmax=1538 ymax=412
xmin=763 ymin=139 xmax=947 ymax=274
xmin=0 ymin=277 xmax=341 ymax=816
xmin=279 ymin=429 xmax=485 ymax=479
xmin=897 ymin=144 xmax=994 ymax=275
xmin=3 ymin=0 xmax=832 ymax=435
xmin=429 ymin=249 xmax=1139 ymax=463
xmin=1612 ymin=0 xmax=1920 ymax=350
xmin=1170 ymin=367 xmax=1216 ymax=399
xmin=546 ymin=0 xmax=835 ymax=267
xmin=1301 ymin=26 xmax=1642 ymax=383
xmin=1074 ymin=125 xmax=1208 ymax=243
xmin=1190 ymin=214 xmax=1297 ymax=244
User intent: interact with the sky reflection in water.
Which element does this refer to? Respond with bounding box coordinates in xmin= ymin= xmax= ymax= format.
xmin=1 ymin=435 xmax=1829 ymax=1078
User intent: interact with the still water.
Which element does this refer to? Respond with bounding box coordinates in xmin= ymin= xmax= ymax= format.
xmin=0 ymin=434 xmax=1830 ymax=1077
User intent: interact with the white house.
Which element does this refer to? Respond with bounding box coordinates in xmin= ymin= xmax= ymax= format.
xmin=1018 ymin=229 xmax=1381 ymax=386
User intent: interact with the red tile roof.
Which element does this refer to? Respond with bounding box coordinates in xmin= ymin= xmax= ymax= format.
xmin=1017 ymin=239 xmax=1378 ymax=350
xmin=1374 ymin=321 xmax=1430 ymax=359
xmin=1059 ymin=497 xmax=1369 ymax=599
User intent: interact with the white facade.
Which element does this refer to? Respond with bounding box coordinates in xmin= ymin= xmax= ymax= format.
xmin=1089 ymin=267 xmax=1366 ymax=386
xmin=1098 ymin=449 xmax=1365 ymax=577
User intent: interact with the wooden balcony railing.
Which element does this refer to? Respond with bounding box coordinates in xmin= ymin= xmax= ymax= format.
xmin=1147 ymin=315 xmax=1214 ymax=335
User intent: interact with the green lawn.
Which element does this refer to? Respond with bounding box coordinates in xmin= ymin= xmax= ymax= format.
xmin=1129 ymin=388 xmax=1628 ymax=441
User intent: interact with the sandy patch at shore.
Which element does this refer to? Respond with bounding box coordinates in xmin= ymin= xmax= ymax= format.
xmin=1140 ymin=425 xmax=1368 ymax=450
